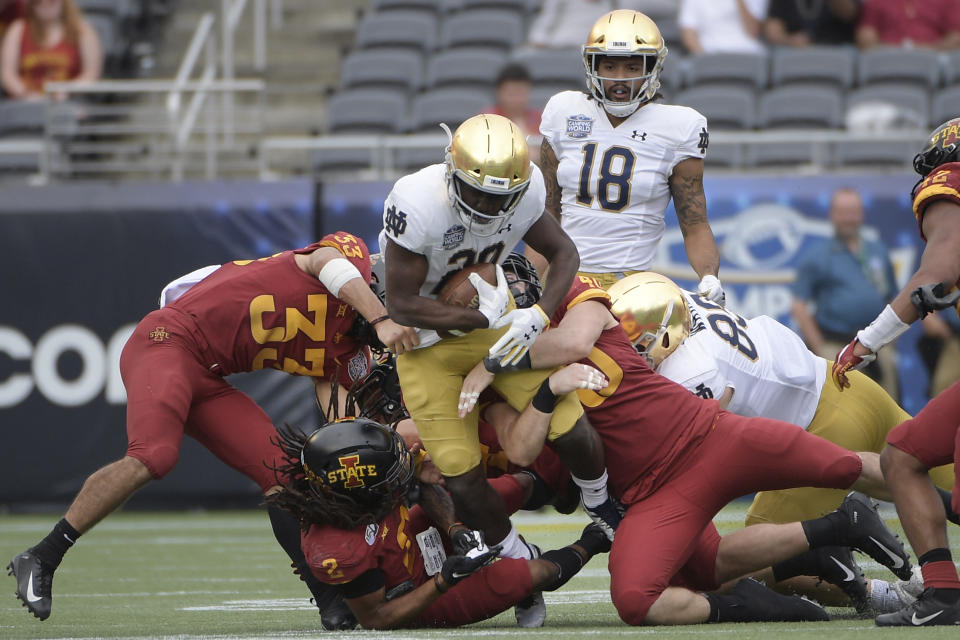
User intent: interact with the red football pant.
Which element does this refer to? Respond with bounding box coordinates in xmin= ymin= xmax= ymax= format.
xmin=610 ymin=411 xmax=863 ymax=625
xmin=886 ymin=380 xmax=960 ymax=514
xmin=120 ymin=309 xmax=281 ymax=491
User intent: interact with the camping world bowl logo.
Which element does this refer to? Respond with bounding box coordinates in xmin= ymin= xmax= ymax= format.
xmin=566 ymin=114 xmax=593 ymax=138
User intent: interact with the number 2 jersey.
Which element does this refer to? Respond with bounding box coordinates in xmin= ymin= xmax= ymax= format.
xmin=657 ymin=292 xmax=826 ymax=429
xmin=378 ymin=163 xmax=547 ymax=349
xmin=164 ymin=232 xmax=372 ymax=382
xmin=552 ymin=276 xmax=719 ymax=504
xmin=540 ymin=91 xmax=708 ymax=272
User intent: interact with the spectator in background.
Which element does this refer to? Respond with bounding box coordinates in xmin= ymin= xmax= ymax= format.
xmin=764 ymin=0 xmax=862 ymax=46
xmin=527 ymin=0 xmax=615 ymax=50
xmin=0 ymin=0 xmax=101 ymax=101
xmin=0 ymin=0 xmax=22 ymax=42
xmin=679 ymin=0 xmax=768 ymax=54
xmin=856 ymin=0 xmax=960 ymax=50
xmin=791 ymin=187 xmax=900 ymax=400
xmin=483 ymin=63 xmax=543 ymax=165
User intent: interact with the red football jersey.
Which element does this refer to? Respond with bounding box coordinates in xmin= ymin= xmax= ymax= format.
xmin=302 ymin=504 xmax=429 ymax=591
xmin=168 ymin=232 xmax=372 ymax=383
xmin=913 ymin=162 xmax=960 ymax=242
xmin=552 ymin=276 xmax=720 ymax=504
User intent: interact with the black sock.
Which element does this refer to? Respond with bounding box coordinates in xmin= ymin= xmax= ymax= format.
xmin=935 ymin=488 xmax=960 ymax=526
xmin=771 ymin=549 xmax=818 ymax=583
xmin=267 ymin=506 xmax=339 ymax=610
xmin=519 ymin=470 xmax=554 ymax=511
xmin=801 ymin=511 xmax=846 ymax=548
xmin=541 ymin=548 xmax=586 ymax=591
xmin=30 ymin=519 xmax=80 ymax=568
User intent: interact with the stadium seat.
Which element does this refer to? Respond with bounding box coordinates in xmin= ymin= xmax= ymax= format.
xmin=675 ymin=86 xmax=756 ymax=130
xmin=931 ymin=85 xmax=960 ymax=126
xmin=942 ymin=50 xmax=960 ymax=86
xmin=511 ymin=48 xmax=585 ymax=90
xmin=857 ymin=47 xmax=941 ymax=89
xmin=832 ymin=141 xmax=912 ymax=168
xmin=355 ymin=11 xmax=438 ymax=52
xmin=370 ymin=0 xmax=450 ymax=15
xmin=340 ymin=49 xmax=424 ymax=91
xmin=438 ymin=10 xmax=525 ymax=51
xmin=846 ymin=83 xmax=930 ymax=127
xmin=0 ymin=100 xmax=45 ymax=136
xmin=758 ymin=85 xmax=844 ymax=129
xmin=457 ymin=0 xmax=527 ymax=20
xmin=685 ymin=53 xmax=768 ymax=90
xmin=770 ymin=46 xmax=856 ymax=89
xmin=531 ymin=85 xmax=579 ymax=109
xmin=425 ymin=48 xmax=509 ymax=89
xmin=406 ymin=88 xmax=490 ymax=132
xmin=325 ymin=88 xmax=408 ymax=134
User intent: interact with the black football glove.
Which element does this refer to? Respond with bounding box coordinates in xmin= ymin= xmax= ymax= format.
xmin=450 ymin=528 xmax=486 ymax=557
xmin=439 ymin=542 xmax=502 ymax=589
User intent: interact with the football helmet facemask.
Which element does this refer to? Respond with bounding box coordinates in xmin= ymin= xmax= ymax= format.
xmin=349 ymin=355 xmax=408 ymax=425
xmin=501 ymin=252 xmax=542 ymax=310
xmin=914 ymin=117 xmax=960 ymax=177
xmin=300 ymin=418 xmax=417 ymax=511
xmin=607 ymin=272 xmax=690 ymax=368
xmin=583 ymin=10 xmax=667 ymax=119
xmin=444 ymin=114 xmax=531 ymax=237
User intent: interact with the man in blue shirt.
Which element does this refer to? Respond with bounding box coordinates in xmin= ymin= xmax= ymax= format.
xmin=791 ymin=187 xmax=899 ymax=399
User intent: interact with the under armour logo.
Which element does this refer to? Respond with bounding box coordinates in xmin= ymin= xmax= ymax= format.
xmin=497 ymin=223 xmax=513 ymax=234
xmin=631 ymin=130 xmax=647 ymax=141
xmin=694 ymin=383 xmax=713 ymax=399
xmin=697 ymin=127 xmax=709 ymax=154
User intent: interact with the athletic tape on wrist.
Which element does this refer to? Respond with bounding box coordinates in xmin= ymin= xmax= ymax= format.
xmin=857 ymin=304 xmax=910 ymax=352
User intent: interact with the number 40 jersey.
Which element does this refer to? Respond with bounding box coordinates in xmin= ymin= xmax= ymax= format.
xmin=656 ymin=292 xmax=827 ymax=430
xmin=540 ymin=91 xmax=708 ymax=273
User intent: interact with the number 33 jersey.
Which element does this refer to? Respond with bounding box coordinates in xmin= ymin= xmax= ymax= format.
xmin=540 ymin=91 xmax=707 ymax=272
xmin=657 ymin=292 xmax=826 ymax=430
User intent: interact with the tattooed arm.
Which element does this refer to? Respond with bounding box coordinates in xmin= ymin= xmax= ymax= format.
xmin=669 ymin=157 xmax=719 ymax=280
xmin=525 ymin=138 xmax=563 ymax=276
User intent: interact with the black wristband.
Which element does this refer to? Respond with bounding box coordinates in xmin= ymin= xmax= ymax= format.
xmin=531 ymin=378 xmax=558 ymax=413
xmin=434 ymin=573 xmax=448 ymax=593
xmin=369 ymin=314 xmax=390 ymax=327
xmin=483 ymin=351 xmax=532 ymax=374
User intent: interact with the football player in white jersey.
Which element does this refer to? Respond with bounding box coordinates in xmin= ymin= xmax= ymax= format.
xmin=378 ymin=114 xmax=619 ymax=626
xmin=536 ymin=9 xmax=724 ymax=304
xmin=608 ymin=271 xmax=955 ymax=525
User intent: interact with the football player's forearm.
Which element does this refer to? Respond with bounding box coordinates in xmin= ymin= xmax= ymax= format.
xmin=353 ymin=584 xmax=442 ymax=630
xmin=387 ymin=295 xmax=488 ymax=331
xmin=418 ymin=483 xmax=458 ymax=533
xmin=682 ymin=225 xmax=720 ymax=279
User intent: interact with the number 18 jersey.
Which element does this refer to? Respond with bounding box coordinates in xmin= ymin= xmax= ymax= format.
xmin=540 ymin=91 xmax=708 ymax=272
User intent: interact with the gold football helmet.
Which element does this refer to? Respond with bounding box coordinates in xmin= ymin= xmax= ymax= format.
xmin=608 ymin=272 xmax=689 ymax=368
xmin=445 ymin=113 xmax=532 ymax=237
xmin=583 ymin=10 xmax=667 ymax=118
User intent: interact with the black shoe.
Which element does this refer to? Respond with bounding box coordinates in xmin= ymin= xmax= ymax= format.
xmin=724 ymin=578 xmax=830 ymax=622
xmin=583 ymin=496 xmax=625 ymax=542
xmin=318 ymin=593 xmax=357 ymax=631
xmin=875 ymin=588 xmax=960 ymax=626
xmin=837 ymin=491 xmax=912 ymax=580
xmin=810 ymin=546 xmax=870 ymax=615
xmin=7 ymin=550 xmax=54 ymax=621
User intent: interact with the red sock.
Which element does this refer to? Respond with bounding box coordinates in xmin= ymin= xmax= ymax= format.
xmin=921 ymin=560 xmax=960 ymax=590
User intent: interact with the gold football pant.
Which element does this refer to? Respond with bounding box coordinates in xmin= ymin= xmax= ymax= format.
xmin=397 ymin=326 xmax=583 ymax=477
xmin=745 ymin=364 xmax=955 ymax=525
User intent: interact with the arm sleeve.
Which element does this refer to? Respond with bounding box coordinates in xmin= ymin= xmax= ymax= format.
xmin=339 ymin=569 xmax=386 ymax=599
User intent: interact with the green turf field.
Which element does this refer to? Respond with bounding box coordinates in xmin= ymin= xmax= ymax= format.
xmin=1 ymin=501 xmax=958 ymax=639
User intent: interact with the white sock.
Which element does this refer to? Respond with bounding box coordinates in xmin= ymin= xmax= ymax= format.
xmin=496 ymin=524 xmax=536 ymax=560
xmin=572 ymin=469 xmax=609 ymax=508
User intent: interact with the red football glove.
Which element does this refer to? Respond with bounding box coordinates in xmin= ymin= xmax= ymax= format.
xmin=831 ymin=337 xmax=876 ymax=390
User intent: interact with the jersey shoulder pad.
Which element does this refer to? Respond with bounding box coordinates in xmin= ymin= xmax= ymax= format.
xmin=302 ymin=523 xmax=378 ymax=585
xmin=383 ymin=165 xmax=448 ymax=249
xmin=553 ymin=277 xmax=611 ymax=324
xmin=913 ymin=162 xmax=960 ymax=223
xmin=541 ymin=91 xmax=593 ymax=137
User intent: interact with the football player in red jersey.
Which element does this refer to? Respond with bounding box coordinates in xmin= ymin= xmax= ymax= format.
xmin=460 ymin=256 xmax=915 ymax=626
xmin=6 ymin=232 xmax=419 ymax=628
xmin=833 ymin=118 xmax=960 ymax=627
xmin=265 ymin=411 xmax=610 ymax=629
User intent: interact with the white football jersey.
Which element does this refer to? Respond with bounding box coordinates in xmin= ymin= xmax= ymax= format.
xmin=378 ymin=163 xmax=546 ymax=349
xmin=540 ymin=91 xmax=708 ymax=272
xmin=657 ymin=291 xmax=827 ymax=429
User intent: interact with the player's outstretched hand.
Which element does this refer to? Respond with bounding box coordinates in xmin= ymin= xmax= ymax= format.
xmin=470 ymin=265 xmax=510 ymax=328
xmin=489 ymin=304 xmax=550 ymax=366
xmin=458 ymin=360 xmax=495 ymax=417
xmin=697 ymin=275 xmax=726 ymax=306
xmin=832 ymin=337 xmax=875 ymax=391
xmin=548 ymin=363 xmax=608 ymax=396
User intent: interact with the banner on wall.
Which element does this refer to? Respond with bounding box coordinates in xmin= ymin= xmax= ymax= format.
xmin=0 ymin=180 xmax=317 ymax=507
xmin=321 ymin=172 xmax=936 ymax=415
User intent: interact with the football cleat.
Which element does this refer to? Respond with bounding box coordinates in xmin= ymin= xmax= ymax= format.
xmin=875 ymin=588 xmax=960 ymax=626
xmin=721 ymin=577 xmax=830 ymax=623
xmin=837 ymin=491 xmax=913 ymax=580
xmin=318 ymin=593 xmax=357 ymax=631
xmin=514 ymin=541 xmax=546 ymax=628
xmin=891 ymin=566 xmax=925 ymax=607
xmin=810 ymin=546 xmax=870 ymax=616
xmin=584 ymin=496 xmax=625 ymax=542
xmin=7 ymin=550 xmax=54 ymax=621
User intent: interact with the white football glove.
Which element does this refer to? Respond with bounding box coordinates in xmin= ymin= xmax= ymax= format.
xmin=488 ymin=304 xmax=550 ymax=366
xmin=470 ymin=265 xmax=510 ymax=328
xmin=697 ymin=274 xmax=725 ymax=306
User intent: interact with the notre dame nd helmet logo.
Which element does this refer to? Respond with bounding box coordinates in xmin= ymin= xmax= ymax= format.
xmin=327 ymin=454 xmax=378 ymax=488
